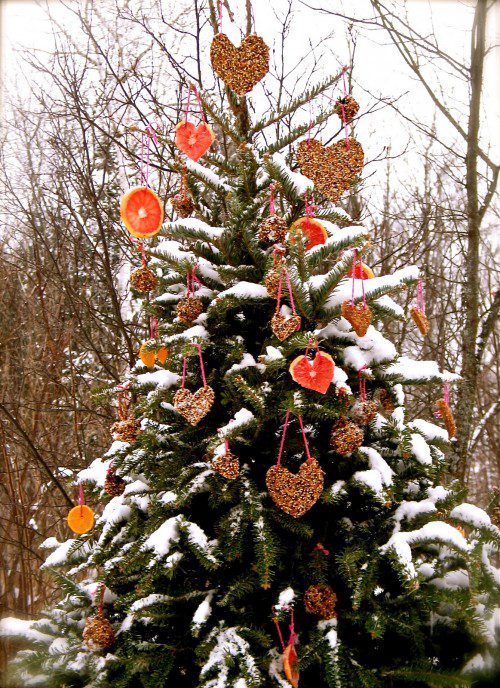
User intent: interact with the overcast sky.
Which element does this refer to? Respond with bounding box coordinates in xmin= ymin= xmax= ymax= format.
xmin=1 ymin=0 xmax=499 ymax=206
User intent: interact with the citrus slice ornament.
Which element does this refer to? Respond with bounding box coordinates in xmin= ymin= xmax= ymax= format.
xmin=283 ymin=643 xmax=299 ymax=687
xmin=347 ymin=262 xmax=374 ymax=279
xmin=120 ymin=186 xmax=164 ymax=238
xmin=289 ymin=351 xmax=334 ymax=394
xmin=290 ymin=217 xmax=328 ymax=251
xmin=67 ymin=505 xmax=95 ymax=535
xmin=139 ymin=341 xmax=168 ymax=368
xmin=175 ymin=120 xmax=215 ymax=162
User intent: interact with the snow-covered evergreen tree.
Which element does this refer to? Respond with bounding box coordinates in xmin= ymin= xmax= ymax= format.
xmin=2 ymin=28 xmax=499 ymax=688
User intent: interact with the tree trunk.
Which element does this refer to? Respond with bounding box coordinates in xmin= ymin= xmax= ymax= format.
xmin=451 ymin=0 xmax=487 ymax=481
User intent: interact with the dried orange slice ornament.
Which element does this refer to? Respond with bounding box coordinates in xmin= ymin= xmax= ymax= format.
xmin=290 ymin=217 xmax=328 ymax=251
xmin=67 ymin=505 xmax=95 ymax=535
xmin=347 ymin=262 xmax=374 ymax=279
xmin=283 ymin=643 xmax=299 ymax=687
xmin=120 ymin=186 xmax=163 ymax=238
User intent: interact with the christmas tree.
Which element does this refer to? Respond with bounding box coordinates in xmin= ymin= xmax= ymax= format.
xmin=3 ymin=20 xmax=499 ymax=688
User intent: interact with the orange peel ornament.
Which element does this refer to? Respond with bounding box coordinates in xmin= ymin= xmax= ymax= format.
xmin=283 ymin=643 xmax=299 ymax=687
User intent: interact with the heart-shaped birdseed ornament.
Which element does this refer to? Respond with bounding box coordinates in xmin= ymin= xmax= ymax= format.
xmin=175 ymin=120 xmax=215 ymax=162
xmin=271 ymin=313 xmax=301 ymax=341
xmin=212 ymin=449 xmax=240 ymax=480
xmin=266 ymin=458 xmax=324 ymax=518
xmin=341 ymin=300 xmax=372 ymax=337
xmin=296 ymin=137 xmax=364 ymax=203
xmin=173 ymin=386 xmax=215 ymax=426
xmin=289 ymin=351 xmax=335 ymax=394
xmin=210 ymin=33 xmax=269 ymax=96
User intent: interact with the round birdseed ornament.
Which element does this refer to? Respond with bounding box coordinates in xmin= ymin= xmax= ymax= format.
xmin=210 ymin=33 xmax=270 ymax=96
xmin=130 ymin=265 xmax=158 ymax=293
xmin=334 ymin=94 xmax=360 ymax=124
xmin=258 ymin=215 xmax=288 ymax=244
xmin=304 ymin=583 xmax=337 ymax=619
xmin=329 ymin=417 xmax=363 ymax=455
xmin=83 ymin=611 xmax=115 ymax=651
xmin=375 ymin=388 xmax=396 ymax=415
xmin=350 ymin=399 xmax=378 ymax=426
xmin=177 ymin=295 xmax=203 ymax=324
xmin=110 ymin=417 xmax=140 ymax=442
xmin=171 ymin=191 xmax=195 ymax=218
xmin=104 ymin=467 xmax=126 ymax=497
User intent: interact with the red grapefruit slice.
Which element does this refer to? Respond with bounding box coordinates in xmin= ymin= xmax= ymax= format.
xmin=290 ymin=217 xmax=328 ymax=251
xmin=120 ymin=186 xmax=163 ymax=238
xmin=289 ymin=351 xmax=334 ymax=394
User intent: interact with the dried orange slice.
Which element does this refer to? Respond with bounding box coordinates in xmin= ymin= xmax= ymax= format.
xmin=67 ymin=505 xmax=95 ymax=534
xmin=156 ymin=346 xmax=168 ymax=365
xmin=289 ymin=351 xmax=334 ymax=394
xmin=139 ymin=341 xmax=157 ymax=369
xmin=290 ymin=217 xmax=328 ymax=251
xmin=120 ymin=186 xmax=163 ymax=238
xmin=283 ymin=643 xmax=299 ymax=687
xmin=347 ymin=262 xmax=374 ymax=279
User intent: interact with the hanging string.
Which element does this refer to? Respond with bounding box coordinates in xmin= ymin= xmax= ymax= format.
xmin=297 ymin=415 xmax=312 ymax=462
xmin=339 ymin=65 xmax=350 ymax=150
xmin=218 ymin=419 xmax=234 ymax=452
xmin=98 ymin=583 xmax=106 ymax=614
xmin=304 ymin=337 xmax=318 ymax=358
xmin=192 ymin=85 xmax=206 ymax=123
xmin=416 ymin=278 xmax=425 ymax=313
xmin=276 ymin=410 xmax=290 ymax=467
xmin=350 ymin=248 xmax=367 ymax=309
xmin=304 ymin=190 xmax=316 ymax=219
xmin=275 ymin=268 xmax=298 ymax=321
xmin=358 ymin=364 xmax=369 ymax=402
xmin=269 ymin=182 xmax=277 ymax=216
xmin=288 ymin=607 xmax=297 ymax=646
xmin=273 ymin=245 xmax=285 ymax=265
xmin=140 ymin=123 xmax=158 ymax=187
xmin=129 ymin=237 xmax=148 ymax=267
xmin=116 ymin=383 xmax=130 ymax=420
xmin=186 ymin=266 xmax=202 ymax=297
xmin=79 ymin=480 xmax=85 ymax=516
xmin=273 ymin=609 xmax=287 ymax=651
xmin=184 ymin=85 xmax=192 ymax=123
xmin=217 ymin=0 xmax=223 ymax=33
xmin=150 ymin=316 xmax=158 ymax=339
xmin=191 ymin=342 xmax=208 ymax=387
xmin=181 ymin=355 xmax=188 ymax=389
xmin=307 ymin=99 xmax=313 ymax=147
xmin=443 ymin=382 xmax=450 ymax=405
xmin=272 ymin=606 xmax=296 ymax=651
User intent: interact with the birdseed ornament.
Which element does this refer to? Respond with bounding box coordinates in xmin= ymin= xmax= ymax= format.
xmin=271 ymin=268 xmax=301 ymax=341
xmin=110 ymin=386 xmax=140 ymax=442
xmin=210 ymin=26 xmax=269 ymax=96
xmin=258 ymin=183 xmax=287 ymax=244
xmin=171 ymin=168 xmax=195 ymax=218
xmin=120 ymin=124 xmax=163 ymax=238
xmin=341 ymin=249 xmax=372 ymax=337
xmin=289 ymin=339 xmax=334 ymax=395
xmin=435 ymin=383 xmax=456 ymax=439
xmin=334 ymin=94 xmax=360 ymax=124
xmin=177 ymin=267 xmax=203 ymax=324
xmin=329 ymin=417 xmax=364 ymax=455
xmin=175 ymin=85 xmax=214 ymax=162
xmin=266 ymin=412 xmax=324 ymax=518
xmin=83 ymin=586 xmax=115 ymax=651
xmin=296 ymin=137 xmax=364 ymax=204
xmin=130 ymin=265 xmax=158 ymax=293
xmin=212 ymin=423 xmax=240 ymax=480
xmin=304 ymin=583 xmax=337 ymax=619
xmin=375 ymin=388 xmax=396 ymax=415
xmin=273 ymin=606 xmax=299 ymax=688
xmin=410 ymin=280 xmax=429 ymax=336
xmin=173 ymin=343 xmax=214 ymax=426
xmin=67 ymin=482 xmax=94 ymax=535
xmin=104 ymin=464 xmax=126 ymax=497
xmin=350 ymin=367 xmax=378 ymax=425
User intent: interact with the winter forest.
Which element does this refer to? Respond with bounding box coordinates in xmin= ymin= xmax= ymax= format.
xmin=0 ymin=0 xmax=498 ymax=686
